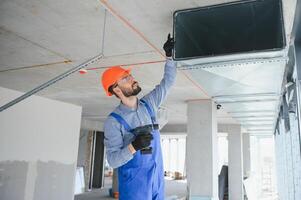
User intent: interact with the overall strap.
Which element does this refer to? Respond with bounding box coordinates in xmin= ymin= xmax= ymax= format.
xmin=140 ymin=99 xmax=156 ymax=124
xmin=109 ymin=112 xmax=133 ymax=134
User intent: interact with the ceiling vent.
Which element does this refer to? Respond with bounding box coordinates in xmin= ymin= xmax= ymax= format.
xmin=173 ymin=0 xmax=287 ymax=68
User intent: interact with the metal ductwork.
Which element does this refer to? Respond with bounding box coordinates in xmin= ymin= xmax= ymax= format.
xmin=172 ymin=0 xmax=288 ymax=134
xmin=173 ymin=0 xmax=287 ymax=67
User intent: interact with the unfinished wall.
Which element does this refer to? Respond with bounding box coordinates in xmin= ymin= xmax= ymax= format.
xmin=76 ymin=130 xmax=94 ymax=191
xmin=0 ymin=87 xmax=82 ymax=200
xmin=77 ymin=130 xmax=90 ymax=168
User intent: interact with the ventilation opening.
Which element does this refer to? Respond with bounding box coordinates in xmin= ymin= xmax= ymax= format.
xmin=173 ymin=0 xmax=286 ymax=61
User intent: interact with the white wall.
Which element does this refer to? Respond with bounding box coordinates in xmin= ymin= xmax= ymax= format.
xmin=0 ymin=87 xmax=82 ymax=200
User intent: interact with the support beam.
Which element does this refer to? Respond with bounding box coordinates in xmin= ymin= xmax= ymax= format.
xmin=186 ymin=100 xmax=218 ymax=200
xmin=219 ymin=124 xmax=244 ymax=200
xmin=228 ymin=125 xmax=244 ymax=200
xmin=243 ymin=133 xmax=251 ymax=179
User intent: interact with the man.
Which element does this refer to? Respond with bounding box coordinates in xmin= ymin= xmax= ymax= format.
xmin=101 ymin=35 xmax=176 ymax=200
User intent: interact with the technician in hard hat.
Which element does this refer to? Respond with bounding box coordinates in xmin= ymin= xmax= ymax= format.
xmin=101 ymin=34 xmax=175 ymax=200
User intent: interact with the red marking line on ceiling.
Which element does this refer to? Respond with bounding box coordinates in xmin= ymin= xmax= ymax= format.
xmin=99 ymin=0 xmax=210 ymax=98
xmin=99 ymin=0 xmax=165 ymax=58
xmin=86 ymin=60 xmax=165 ymax=70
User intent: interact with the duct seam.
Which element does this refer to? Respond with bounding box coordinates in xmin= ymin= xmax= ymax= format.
xmin=177 ymin=57 xmax=288 ymax=70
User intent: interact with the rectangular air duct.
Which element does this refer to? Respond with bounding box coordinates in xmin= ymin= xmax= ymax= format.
xmin=173 ymin=0 xmax=286 ymax=66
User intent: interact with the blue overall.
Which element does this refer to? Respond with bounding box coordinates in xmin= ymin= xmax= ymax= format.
xmin=109 ymin=99 xmax=164 ymax=200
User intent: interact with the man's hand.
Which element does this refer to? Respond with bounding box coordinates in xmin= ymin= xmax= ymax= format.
xmin=131 ymin=133 xmax=153 ymax=151
xmin=163 ymin=33 xmax=174 ymax=57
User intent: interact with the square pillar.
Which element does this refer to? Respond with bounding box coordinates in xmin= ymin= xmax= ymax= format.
xmin=186 ymin=100 xmax=218 ymax=200
xmin=243 ymin=133 xmax=251 ymax=178
xmin=228 ymin=125 xmax=244 ymax=200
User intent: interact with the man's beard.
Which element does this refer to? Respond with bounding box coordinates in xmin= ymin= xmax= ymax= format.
xmin=122 ymin=82 xmax=141 ymax=97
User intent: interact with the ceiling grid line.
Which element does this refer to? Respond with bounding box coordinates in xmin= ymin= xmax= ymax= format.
xmin=0 ymin=61 xmax=72 ymax=73
xmin=0 ymin=26 xmax=72 ymax=62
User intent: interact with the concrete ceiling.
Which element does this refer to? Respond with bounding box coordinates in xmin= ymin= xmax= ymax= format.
xmin=0 ymin=0 xmax=297 ymax=134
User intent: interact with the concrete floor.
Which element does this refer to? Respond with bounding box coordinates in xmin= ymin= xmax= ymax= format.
xmin=75 ymin=177 xmax=187 ymax=200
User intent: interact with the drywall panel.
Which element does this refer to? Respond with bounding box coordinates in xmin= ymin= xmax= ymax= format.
xmin=0 ymin=87 xmax=82 ymax=200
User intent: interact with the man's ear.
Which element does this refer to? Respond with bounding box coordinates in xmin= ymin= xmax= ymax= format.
xmin=113 ymin=87 xmax=123 ymax=98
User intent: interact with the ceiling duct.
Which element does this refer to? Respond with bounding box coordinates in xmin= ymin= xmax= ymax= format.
xmin=173 ymin=0 xmax=287 ymax=67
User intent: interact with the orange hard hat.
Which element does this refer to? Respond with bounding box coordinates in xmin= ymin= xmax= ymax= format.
xmin=101 ymin=66 xmax=131 ymax=96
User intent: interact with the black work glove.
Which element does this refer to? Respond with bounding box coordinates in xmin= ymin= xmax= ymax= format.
xmin=131 ymin=133 xmax=153 ymax=151
xmin=163 ymin=33 xmax=174 ymax=57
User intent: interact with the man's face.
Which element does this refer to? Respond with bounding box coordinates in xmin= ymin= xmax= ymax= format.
xmin=115 ymin=74 xmax=141 ymax=97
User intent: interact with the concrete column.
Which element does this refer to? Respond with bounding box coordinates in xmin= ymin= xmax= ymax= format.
xmin=243 ymin=133 xmax=251 ymax=179
xmin=228 ymin=125 xmax=244 ymax=200
xmin=186 ymin=100 xmax=218 ymax=200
